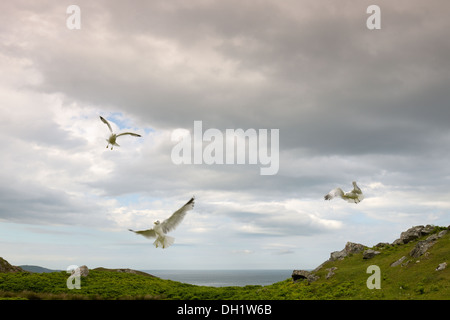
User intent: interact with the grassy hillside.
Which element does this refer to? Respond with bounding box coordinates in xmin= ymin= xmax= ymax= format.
xmin=300 ymin=226 xmax=450 ymax=299
xmin=1 ymin=226 xmax=449 ymax=300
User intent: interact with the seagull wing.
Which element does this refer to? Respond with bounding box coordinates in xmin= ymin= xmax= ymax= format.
xmin=342 ymin=191 xmax=364 ymax=204
xmin=342 ymin=194 xmax=359 ymax=203
xmin=100 ymin=116 xmax=113 ymax=133
xmin=160 ymin=197 xmax=195 ymax=234
xmin=352 ymin=183 xmax=363 ymax=195
xmin=324 ymin=188 xmax=344 ymax=200
xmin=348 ymin=182 xmax=364 ymax=203
xmin=128 ymin=228 xmax=157 ymax=239
xmin=116 ymin=132 xmax=142 ymax=138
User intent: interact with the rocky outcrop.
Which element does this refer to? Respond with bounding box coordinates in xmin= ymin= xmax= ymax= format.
xmin=409 ymin=229 xmax=448 ymax=258
xmin=0 ymin=257 xmax=25 ymax=273
xmin=79 ymin=265 xmax=89 ymax=277
xmin=392 ymin=225 xmax=436 ymax=245
xmin=291 ymin=270 xmax=319 ymax=283
xmin=363 ymin=249 xmax=380 ymax=259
xmin=292 ymin=225 xmax=450 ymax=283
xmin=437 ymin=229 xmax=449 ymax=238
xmin=292 ymin=242 xmax=366 ymax=282
xmin=330 ymin=242 xmax=366 ymax=261
xmin=374 ymin=242 xmax=390 ymax=249
xmin=409 ymin=239 xmax=436 ymax=258
xmin=67 ymin=265 xmax=89 ymax=277
xmin=389 ymin=228 xmax=449 ymax=267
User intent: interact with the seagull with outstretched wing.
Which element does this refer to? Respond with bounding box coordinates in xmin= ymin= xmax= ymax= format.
xmin=324 ymin=181 xmax=364 ymax=204
xmin=100 ymin=116 xmax=141 ymax=150
xmin=129 ymin=197 xmax=195 ymax=249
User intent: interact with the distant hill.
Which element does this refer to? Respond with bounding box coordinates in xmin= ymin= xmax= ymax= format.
xmin=19 ymin=265 xmax=61 ymax=273
xmin=93 ymin=267 xmax=156 ymax=278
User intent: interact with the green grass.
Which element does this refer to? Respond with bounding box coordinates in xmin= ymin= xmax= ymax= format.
xmin=1 ymin=227 xmax=449 ymax=300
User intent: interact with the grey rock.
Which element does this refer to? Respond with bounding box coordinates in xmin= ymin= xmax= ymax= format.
xmin=345 ymin=242 xmax=366 ymax=254
xmin=390 ymin=256 xmax=406 ymax=267
xmin=410 ymin=239 xmax=436 ymax=258
xmin=392 ymin=225 xmax=435 ymax=245
xmin=374 ymin=242 xmax=390 ymax=249
xmin=402 ymin=259 xmax=411 ymax=267
xmin=438 ymin=229 xmax=448 ymax=238
xmin=329 ymin=242 xmax=366 ymax=261
xmin=407 ymin=227 xmax=446 ymax=259
xmin=363 ymin=249 xmax=381 ymax=259
xmin=326 ymin=267 xmax=337 ymax=279
xmin=330 ymin=250 xmax=347 ymax=261
xmin=292 ymin=270 xmax=319 ymax=283
xmin=436 ymin=262 xmax=447 ymax=271
xmin=400 ymin=225 xmax=425 ymax=243
xmin=422 ymin=224 xmax=436 ymax=235
xmin=79 ymin=265 xmax=89 ymax=277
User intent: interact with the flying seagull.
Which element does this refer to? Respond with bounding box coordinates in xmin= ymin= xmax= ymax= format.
xmin=324 ymin=181 xmax=364 ymax=204
xmin=100 ymin=116 xmax=141 ymax=150
xmin=129 ymin=197 xmax=195 ymax=249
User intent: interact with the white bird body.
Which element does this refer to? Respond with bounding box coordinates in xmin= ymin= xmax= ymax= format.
xmin=152 ymin=221 xmax=174 ymax=249
xmin=129 ymin=197 xmax=195 ymax=249
xmin=100 ymin=116 xmax=141 ymax=150
xmin=324 ymin=181 xmax=364 ymax=204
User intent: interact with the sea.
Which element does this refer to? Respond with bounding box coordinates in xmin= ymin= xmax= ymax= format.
xmin=142 ymin=269 xmax=293 ymax=287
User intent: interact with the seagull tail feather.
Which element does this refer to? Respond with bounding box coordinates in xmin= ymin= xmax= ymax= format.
xmin=154 ymin=235 xmax=175 ymax=249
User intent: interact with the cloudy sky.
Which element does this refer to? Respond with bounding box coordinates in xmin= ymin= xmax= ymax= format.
xmin=1 ymin=0 xmax=449 ymax=271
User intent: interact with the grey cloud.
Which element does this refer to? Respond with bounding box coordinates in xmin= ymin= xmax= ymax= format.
xmin=0 ymin=183 xmax=102 ymax=226
xmin=15 ymin=0 xmax=447 ymax=159
xmin=1 ymin=0 xmax=449 ymax=230
xmin=272 ymin=249 xmax=295 ymax=255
